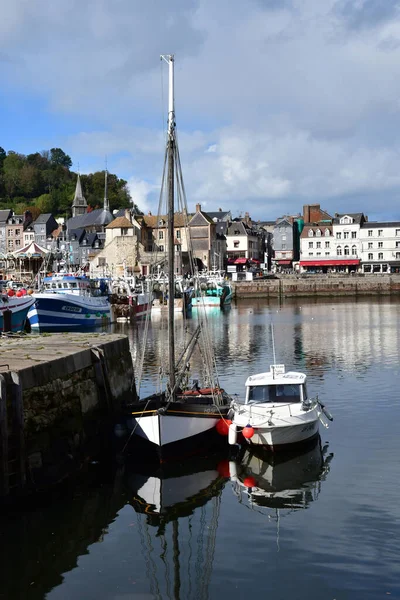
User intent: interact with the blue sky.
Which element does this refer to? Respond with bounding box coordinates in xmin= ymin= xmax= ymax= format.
xmin=2 ymin=0 xmax=400 ymax=221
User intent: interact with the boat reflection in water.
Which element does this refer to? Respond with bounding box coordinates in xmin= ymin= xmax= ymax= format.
xmin=229 ymin=435 xmax=333 ymax=511
xmin=125 ymin=454 xmax=228 ymax=599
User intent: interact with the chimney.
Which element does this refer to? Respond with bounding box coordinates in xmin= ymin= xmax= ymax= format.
xmin=303 ymin=204 xmax=310 ymax=223
xmin=125 ymin=208 xmax=132 ymax=223
xmin=219 ymin=207 xmax=222 ymax=212
xmin=196 ymin=203 xmax=201 ymax=212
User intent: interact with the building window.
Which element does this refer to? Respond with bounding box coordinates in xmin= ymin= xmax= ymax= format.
xmin=396 ymin=241 xmax=400 ymax=248
xmin=8 ymin=240 xmax=13 ymax=249
xmin=316 ymin=241 xmax=321 ymax=248
xmin=15 ymin=229 xmax=20 ymax=236
xmin=344 ymin=246 xmax=350 ymax=256
xmin=282 ymin=235 xmax=286 ymax=241
xmin=378 ymin=252 xmax=383 ymax=259
xmin=368 ymin=253 xmax=373 ymax=260
xmin=159 ymin=231 xmax=164 ymax=240
xmin=159 ymin=245 xmax=164 ymax=252
xmin=308 ymin=230 xmax=314 ymax=237
xmin=368 ymin=230 xmax=373 ymax=237
xmin=337 ymin=246 xmax=342 ymax=256
xmin=344 ymin=232 xmax=349 ymax=239
xmin=396 ymin=229 xmax=400 ymax=236
xmin=176 ymin=230 xmax=181 ymax=239
xmin=351 ymin=246 xmax=357 ymax=256
xmin=352 ymin=231 xmax=356 ymax=238
xmin=336 ymin=232 xmax=341 ymax=239
xmin=98 ymin=257 xmax=106 ymax=267
xmin=15 ymin=240 xmax=21 ymax=247
xmin=316 ymin=252 xmax=321 ymax=256
xmin=324 ymin=229 xmax=330 ymax=237
xmin=121 ymin=228 xmax=128 ymax=236
xmin=325 ymin=252 xmax=330 ymax=256
xmin=282 ymin=244 xmax=286 ymax=250
xmin=309 ymin=252 xmax=313 ymax=257
xmin=378 ymin=230 xmax=383 ymax=237
xmin=378 ymin=242 xmax=383 ymax=248
xmin=397 ymin=252 xmax=400 ymax=259
xmin=234 ymin=241 xmax=239 ymax=248
xmin=368 ymin=242 xmax=373 ymax=249
xmin=316 ymin=229 xmax=321 ymax=237
xmin=308 ymin=242 xmax=313 ymax=249
xmin=325 ymin=241 xmax=330 ymax=248
xmin=7 ymin=230 xmax=12 ymax=237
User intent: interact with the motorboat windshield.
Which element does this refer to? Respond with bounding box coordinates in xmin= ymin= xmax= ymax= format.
xmin=247 ymin=383 xmax=303 ymax=404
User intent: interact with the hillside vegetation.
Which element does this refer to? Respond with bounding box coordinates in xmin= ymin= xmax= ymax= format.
xmin=0 ymin=146 xmax=140 ymax=218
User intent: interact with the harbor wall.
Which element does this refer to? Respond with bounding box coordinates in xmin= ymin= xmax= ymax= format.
xmin=0 ymin=333 xmax=134 ymax=498
xmin=232 ymin=274 xmax=400 ymax=298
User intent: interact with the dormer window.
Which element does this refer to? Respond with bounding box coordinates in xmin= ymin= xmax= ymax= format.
xmin=324 ymin=229 xmax=330 ymax=237
xmin=159 ymin=219 xmax=165 ymax=226
xmin=315 ymin=229 xmax=321 ymax=237
xmin=308 ymin=230 xmax=314 ymax=237
xmin=340 ymin=216 xmax=353 ymax=225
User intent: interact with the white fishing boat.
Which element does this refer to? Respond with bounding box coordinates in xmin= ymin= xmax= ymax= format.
xmin=229 ymin=361 xmax=333 ymax=451
xmin=124 ymin=55 xmax=232 ymax=461
xmin=27 ymin=274 xmax=111 ymax=331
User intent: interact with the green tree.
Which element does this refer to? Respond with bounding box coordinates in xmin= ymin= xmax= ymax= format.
xmin=50 ymin=148 xmax=72 ymax=168
xmin=2 ymin=152 xmax=25 ymax=197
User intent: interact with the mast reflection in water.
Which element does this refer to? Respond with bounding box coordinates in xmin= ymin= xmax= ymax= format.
xmin=125 ymin=455 xmax=228 ymax=600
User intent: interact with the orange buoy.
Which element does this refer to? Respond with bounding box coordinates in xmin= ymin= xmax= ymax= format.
xmin=16 ymin=290 xmax=23 ymax=297
xmin=216 ymin=419 xmax=232 ymax=436
xmin=7 ymin=289 xmax=15 ymax=297
xmin=242 ymin=425 xmax=255 ymax=439
xmin=243 ymin=475 xmax=256 ymax=488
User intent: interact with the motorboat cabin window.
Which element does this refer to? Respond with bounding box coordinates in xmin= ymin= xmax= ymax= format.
xmin=69 ymin=282 xmax=78 ymax=288
xmin=248 ymin=383 xmax=302 ymax=403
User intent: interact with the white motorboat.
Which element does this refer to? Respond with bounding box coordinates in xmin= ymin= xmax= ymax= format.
xmin=228 ymin=363 xmax=333 ymax=450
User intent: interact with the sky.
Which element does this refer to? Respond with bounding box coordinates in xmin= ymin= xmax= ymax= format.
xmin=1 ymin=0 xmax=400 ymax=221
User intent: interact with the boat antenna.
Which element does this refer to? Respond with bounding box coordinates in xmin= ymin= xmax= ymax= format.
xmin=160 ymin=53 xmax=176 ymax=394
xmin=271 ymin=321 xmax=277 ymax=365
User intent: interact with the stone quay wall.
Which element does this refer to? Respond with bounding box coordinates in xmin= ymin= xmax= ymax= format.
xmin=232 ymin=274 xmax=400 ymax=299
xmin=0 ymin=333 xmax=135 ymax=498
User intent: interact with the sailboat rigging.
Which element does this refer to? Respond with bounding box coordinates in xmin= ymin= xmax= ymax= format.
xmin=124 ymin=54 xmax=232 ymax=460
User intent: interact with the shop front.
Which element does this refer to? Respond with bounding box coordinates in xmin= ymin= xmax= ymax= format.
xmin=299 ymin=259 xmax=360 ymax=274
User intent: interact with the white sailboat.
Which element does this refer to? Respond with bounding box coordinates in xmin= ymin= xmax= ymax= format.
xmin=124 ymin=55 xmax=232 ymax=460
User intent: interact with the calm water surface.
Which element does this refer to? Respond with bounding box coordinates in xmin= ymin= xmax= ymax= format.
xmin=1 ymin=297 xmax=400 ymax=600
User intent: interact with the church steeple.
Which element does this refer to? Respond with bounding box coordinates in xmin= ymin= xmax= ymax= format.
xmin=72 ymin=174 xmax=87 ymax=217
xmin=104 ymin=168 xmax=109 ymax=213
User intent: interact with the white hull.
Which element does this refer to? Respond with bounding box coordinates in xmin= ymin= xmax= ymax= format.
xmin=133 ymin=413 xmax=219 ymax=447
xmin=233 ymin=403 xmax=320 ymax=448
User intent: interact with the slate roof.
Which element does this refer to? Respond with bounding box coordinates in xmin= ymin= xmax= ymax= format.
xmin=332 ymin=213 xmax=365 ymax=225
xmin=0 ymin=210 xmax=12 ymax=223
xmin=207 ymin=210 xmax=230 ymax=221
xmin=360 ymin=221 xmax=400 ymax=228
xmin=34 ymin=213 xmax=53 ymax=224
xmin=67 ymin=208 xmax=114 ymax=230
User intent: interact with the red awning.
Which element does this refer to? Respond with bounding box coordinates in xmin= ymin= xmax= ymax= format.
xmin=277 ymin=260 xmax=292 ymax=265
xmin=299 ymin=259 xmax=360 ymax=267
xmin=234 ymin=258 xmax=248 ymax=264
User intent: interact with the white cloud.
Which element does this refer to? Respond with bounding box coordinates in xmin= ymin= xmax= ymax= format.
xmin=2 ymin=0 xmax=400 ymax=219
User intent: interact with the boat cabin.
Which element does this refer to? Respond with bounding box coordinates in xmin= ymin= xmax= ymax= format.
xmin=244 ymin=365 xmax=307 ymax=404
xmin=43 ymin=275 xmax=92 ymax=296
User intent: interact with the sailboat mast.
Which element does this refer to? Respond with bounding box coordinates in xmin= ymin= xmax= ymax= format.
xmin=162 ymin=53 xmax=176 ymax=393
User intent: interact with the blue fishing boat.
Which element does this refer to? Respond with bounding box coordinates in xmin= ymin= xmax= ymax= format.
xmin=27 ymin=274 xmax=111 ymax=331
xmin=192 ymin=271 xmax=232 ymax=308
xmin=0 ymin=291 xmax=35 ymax=332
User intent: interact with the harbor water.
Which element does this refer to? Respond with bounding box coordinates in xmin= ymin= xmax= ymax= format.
xmin=1 ymin=297 xmax=399 ymax=599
